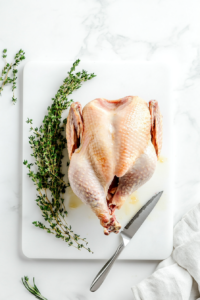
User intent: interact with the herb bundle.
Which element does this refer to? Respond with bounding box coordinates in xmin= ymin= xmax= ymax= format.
xmin=22 ymin=276 xmax=48 ymax=300
xmin=23 ymin=60 xmax=96 ymax=252
xmin=0 ymin=49 xmax=25 ymax=104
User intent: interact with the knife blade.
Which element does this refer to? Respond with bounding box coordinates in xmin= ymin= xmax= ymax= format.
xmin=90 ymin=191 xmax=163 ymax=292
xmin=121 ymin=191 xmax=163 ymax=242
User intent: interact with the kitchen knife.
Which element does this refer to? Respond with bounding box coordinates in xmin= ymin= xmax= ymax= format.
xmin=90 ymin=191 xmax=163 ymax=292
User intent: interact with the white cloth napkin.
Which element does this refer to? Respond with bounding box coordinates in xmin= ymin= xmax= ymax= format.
xmin=132 ymin=204 xmax=200 ymax=300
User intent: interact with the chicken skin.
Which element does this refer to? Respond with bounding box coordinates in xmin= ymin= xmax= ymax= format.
xmin=66 ymin=96 xmax=162 ymax=235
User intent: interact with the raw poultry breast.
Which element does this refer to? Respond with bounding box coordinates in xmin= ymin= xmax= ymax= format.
xmin=66 ymin=96 xmax=162 ymax=235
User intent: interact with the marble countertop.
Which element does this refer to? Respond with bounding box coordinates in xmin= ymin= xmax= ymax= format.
xmin=1 ymin=0 xmax=200 ymax=299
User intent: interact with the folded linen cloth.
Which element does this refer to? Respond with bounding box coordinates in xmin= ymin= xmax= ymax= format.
xmin=132 ymin=204 xmax=200 ymax=300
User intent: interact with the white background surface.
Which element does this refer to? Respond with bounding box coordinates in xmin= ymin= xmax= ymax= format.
xmin=22 ymin=61 xmax=172 ymax=260
xmin=0 ymin=0 xmax=200 ymax=299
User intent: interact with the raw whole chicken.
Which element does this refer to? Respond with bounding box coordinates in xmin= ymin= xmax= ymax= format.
xmin=66 ymin=96 xmax=162 ymax=235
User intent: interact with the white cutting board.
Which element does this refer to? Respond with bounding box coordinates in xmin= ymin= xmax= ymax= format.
xmin=22 ymin=61 xmax=173 ymax=260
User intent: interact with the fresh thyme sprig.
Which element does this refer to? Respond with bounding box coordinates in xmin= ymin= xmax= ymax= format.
xmin=0 ymin=48 xmax=25 ymax=104
xmin=22 ymin=276 xmax=48 ymax=300
xmin=23 ymin=60 xmax=96 ymax=252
